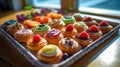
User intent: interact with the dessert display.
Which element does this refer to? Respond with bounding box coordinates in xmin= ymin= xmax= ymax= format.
xmin=34 ymin=24 xmax=51 ymax=37
xmin=45 ymin=29 xmax=64 ymax=45
xmin=58 ymin=37 xmax=82 ymax=55
xmin=6 ymin=23 xmax=24 ymax=36
xmin=63 ymin=16 xmax=76 ymax=26
xmin=0 ymin=7 xmax=117 ymax=66
xmin=73 ymin=22 xmax=88 ymax=33
xmin=37 ymin=44 xmax=63 ymax=64
xmin=61 ymin=24 xmax=77 ymax=38
xmin=83 ymin=17 xmax=97 ymax=27
xmin=14 ymin=29 xmax=33 ymax=42
xmin=87 ymin=25 xmax=103 ymax=41
xmin=74 ymin=31 xmax=93 ymax=47
xmin=27 ymin=34 xmax=47 ymax=51
xmin=99 ymin=20 xmax=113 ymax=34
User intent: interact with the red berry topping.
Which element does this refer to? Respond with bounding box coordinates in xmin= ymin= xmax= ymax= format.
xmin=100 ymin=21 xmax=108 ymax=26
xmin=89 ymin=25 xmax=99 ymax=32
xmin=84 ymin=17 xmax=93 ymax=21
xmin=78 ymin=31 xmax=89 ymax=39
xmin=33 ymin=34 xmax=41 ymax=43
xmin=66 ymin=24 xmax=74 ymax=31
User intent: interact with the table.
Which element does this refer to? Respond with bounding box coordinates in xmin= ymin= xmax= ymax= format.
xmin=0 ymin=10 xmax=120 ymax=67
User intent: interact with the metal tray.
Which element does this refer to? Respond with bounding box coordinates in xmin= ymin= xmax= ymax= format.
xmin=0 ymin=15 xmax=120 ymax=67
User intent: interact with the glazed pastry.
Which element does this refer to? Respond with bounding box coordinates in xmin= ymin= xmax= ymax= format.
xmin=73 ymin=13 xmax=84 ymax=22
xmin=48 ymin=19 xmax=65 ymax=31
xmin=37 ymin=44 xmax=63 ymax=64
xmin=58 ymin=37 xmax=82 ymax=55
xmin=6 ymin=23 xmax=24 ymax=36
xmin=87 ymin=25 xmax=103 ymax=40
xmin=74 ymin=31 xmax=93 ymax=47
xmin=14 ymin=29 xmax=33 ymax=42
xmin=24 ymin=20 xmax=40 ymax=28
xmin=47 ymin=12 xmax=63 ymax=20
xmin=61 ymin=24 xmax=77 ymax=38
xmin=73 ymin=22 xmax=88 ymax=33
xmin=16 ymin=14 xmax=26 ymax=22
xmin=99 ymin=20 xmax=113 ymax=34
xmin=31 ymin=9 xmax=41 ymax=17
xmin=1 ymin=20 xmax=17 ymax=30
xmin=83 ymin=17 xmax=97 ymax=27
xmin=34 ymin=16 xmax=52 ymax=24
xmin=34 ymin=24 xmax=51 ymax=37
xmin=63 ymin=16 xmax=76 ymax=26
xmin=27 ymin=34 xmax=47 ymax=51
xmin=45 ymin=29 xmax=64 ymax=45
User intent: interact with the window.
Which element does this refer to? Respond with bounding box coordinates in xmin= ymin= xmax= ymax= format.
xmin=79 ymin=0 xmax=120 ymax=17
xmin=26 ymin=0 xmax=61 ymax=9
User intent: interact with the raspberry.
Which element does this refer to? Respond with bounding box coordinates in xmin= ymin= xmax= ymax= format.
xmin=33 ymin=34 xmax=41 ymax=42
xmin=89 ymin=25 xmax=99 ymax=32
xmin=78 ymin=31 xmax=89 ymax=39
xmin=66 ymin=24 xmax=74 ymax=31
xmin=84 ymin=17 xmax=93 ymax=21
xmin=100 ymin=21 xmax=108 ymax=26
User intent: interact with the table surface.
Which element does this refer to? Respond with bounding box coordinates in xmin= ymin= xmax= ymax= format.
xmin=0 ymin=10 xmax=120 ymax=67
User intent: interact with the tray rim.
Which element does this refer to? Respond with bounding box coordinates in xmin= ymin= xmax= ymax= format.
xmin=0 ymin=15 xmax=120 ymax=67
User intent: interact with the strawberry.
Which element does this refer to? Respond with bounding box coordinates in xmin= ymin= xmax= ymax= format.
xmin=78 ymin=31 xmax=89 ymax=39
xmin=84 ymin=17 xmax=93 ymax=21
xmin=89 ymin=25 xmax=99 ymax=32
xmin=100 ymin=21 xmax=108 ymax=26
xmin=66 ymin=24 xmax=74 ymax=31
xmin=33 ymin=34 xmax=41 ymax=43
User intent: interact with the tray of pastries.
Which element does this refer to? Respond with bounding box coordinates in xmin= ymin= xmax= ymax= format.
xmin=0 ymin=8 xmax=120 ymax=67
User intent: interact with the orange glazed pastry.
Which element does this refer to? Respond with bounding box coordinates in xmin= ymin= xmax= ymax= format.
xmin=83 ymin=17 xmax=97 ymax=27
xmin=88 ymin=25 xmax=103 ymax=41
xmin=47 ymin=12 xmax=63 ymax=20
xmin=27 ymin=34 xmax=47 ymax=51
xmin=6 ymin=23 xmax=24 ymax=36
xmin=99 ymin=20 xmax=113 ymax=34
xmin=24 ymin=20 xmax=40 ymax=28
xmin=61 ymin=24 xmax=77 ymax=38
xmin=73 ymin=22 xmax=88 ymax=33
xmin=74 ymin=31 xmax=93 ymax=47
xmin=58 ymin=37 xmax=82 ymax=55
xmin=14 ymin=29 xmax=33 ymax=43
xmin=37 ymin=44 xmax=63 ymax=64
xmin=34 ymin=16 xmax=51 ymax=24
xmin=45 ymin=29 xmax=64 ymax=45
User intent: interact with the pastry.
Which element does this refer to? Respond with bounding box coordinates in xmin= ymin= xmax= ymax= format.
xmin=6 ymin=23 xmax=24 ymax=36
xmin=73 ymin=22 xmax=88 ymax=33
xmin=45 ymin=29 xmax=64 ymax=45
xmin=14 ymin=29 xmax=33 ymax=43
xmin=73 ymin=13 xmax=84 ymax=22
xmin=24 ymin=20 xmax=40 ymax=28
xmin=99 ymin=20 xmax=113 ymax=34
xmin=37 ymin=44 xmax=63 ymax=64
xmin=83 ymin=17 xmax=97 ymax=27
xmin=34 ymin=16 xmax=51 ymax=24
xmin=63 ymin=16 xmax=76 ymax=26
xmin=61 ymin=24 xmax=77 ymax=38
xmin=16 ymin=14 xmax=26 ymax=22
xmin=58 ymin=37 xmax=82 ymax=55
xmin=47 ymin=12 xmax=63 ymax=20
xmin=27 ymin=34 xmax=47 ymax=51
xmin=74 ymin=31 xmax=93 ymax=47
xmin=87 ymin=25 xmax=103 ymax=40
xmin=34 ymin=24 xmax=51 ymax=37
xmin=48 ymin=19 xmax=65 ymax=31
xmin=1 ymin=20 xmax=17 ymax=30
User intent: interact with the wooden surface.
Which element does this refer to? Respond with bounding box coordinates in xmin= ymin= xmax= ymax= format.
xmin=0 ymin=10 xmax=120 ymax=67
